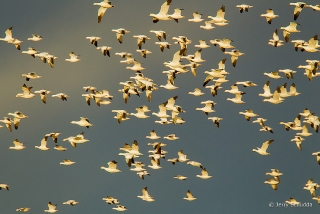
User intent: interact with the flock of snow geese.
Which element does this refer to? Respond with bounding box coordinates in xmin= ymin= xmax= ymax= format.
xmin=1 ymin=0 xmax=320 ymax=212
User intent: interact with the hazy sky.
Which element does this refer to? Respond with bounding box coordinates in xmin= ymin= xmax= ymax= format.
xmin=0 ymin=0 xmax=320 ymax=213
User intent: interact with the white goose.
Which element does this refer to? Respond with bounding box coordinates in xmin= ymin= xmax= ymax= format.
xmin=60 ymin=159 xmax=76 ymax=166
xmin=196 ymin=168 xmax=212 ymax=179
xmin=258 ymin=81 xmax=273 ymax=97
xmin=236 ymin=4 xmax=253 ymax=13
xmin=35 ymin=136 xmax=50 ymax=150
xmin=101 ymin=160 xmax=121 ymax=173
xmin=137 ymin=187 xmax=154 ymax=202
xmin=261 ymin=9 xmax=279 ymax=24
xmin=0 ymin=117 xmax=13 ymax=132
xmin=189 ymin=88 xmax=205 ymax=96
xmin=239 ymin=109 xmax=259 ymax=121
xmin=96 ymin=46 xmax=112 ymax=56
xmin=86 ymin=36 xmax=101 ymax=47
xmin=183 ymin=190 xmax=197 ymax=201
xmin=44 ymin=202 xmax=58 ymax=213
xmin=262 ymin=87 xmax=284 ymax=104
xmin=291 ymin=136 xmax=305 ymax=150
xmin=146 ymin=130 xmax=161 ymax=140
xmin=208 ymin=5 xmax=228 ymax=23
xmin=9 ymin=139 xmax=26 ymax=150
xmin=252 ymin=140 xmax=274 ymax=156
xmin=16 ymin=84 xmax=35 ymax=99
xmin=188 ymin=12 xmax=203 ymax=22
xmin=65 ymin=52 xmax=80 ymax=62
xmin=208 ymin=117 xmax=223 ymax=128
xmin=169 ymin=8 xmax=184 ymax=23
xmin=0 ymin=27 xmax=14 ymax=42
xmin=149 ymin=0 xmax=172 ymax=23
xmin=71 ymin=117 xmax=93 ymax=128
xmin=27 ymin=34 xmax=43 ymax=42
xmin=149 ymin=30 xmax=167 ymax=41
xmin=227 ymin=92 xmax=245 ymax=104
xmin=93 ymin=0 xmax=114 ymax=23
xmin=224 ymin=49 xmax=244 ymax=67
xmin=21 ymin=72 xmax=42 ymax=81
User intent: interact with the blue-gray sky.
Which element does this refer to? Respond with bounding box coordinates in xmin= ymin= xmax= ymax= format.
xmin=0 ymin=0 xmax=320 ymax=213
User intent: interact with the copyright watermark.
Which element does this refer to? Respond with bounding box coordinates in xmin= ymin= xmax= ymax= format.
xmin=269 ymin=202 xmax=313 ymax=208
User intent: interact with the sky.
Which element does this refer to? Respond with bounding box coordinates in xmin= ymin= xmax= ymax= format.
xmin=0 ymin=0 xmax=320 ymax=213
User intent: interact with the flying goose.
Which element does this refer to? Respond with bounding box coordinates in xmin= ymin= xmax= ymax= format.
xmin=62 ymin=132 xmax=90 ymax=148
xmin=261 ymin=9 xmax=279 ymax=24
xmin=51 ymin=93 xmax=69 ymax=101
xmin=146 ymin=130 xmax=161 ymax=140
xmin=239 ymin=109 xmax=259 ymax=121
xmin=71 ymin=117 xmax=93 ymax=128
xmin=291 ymin=136 xmax=305 ymax=151
xmin=133 ymin=35 xmax=151 ymax=49
xmin=34 ymin=89 xmax=52 ymax=104
xmin=262 ymin=87 xmax=283 ymax=104
xmin=297 ymin=124 xmax=312 ymax=136
xmin=266 ymin=169 xmax=283 ymax=182
xmin=174 ymin=175 xmax=187 ymax=180
xmin=298 ymin=34 xmax=320 ymax=52
xmin=35 ymin=136 xmax=50 ymax=150
xmin=21 ymin=72 xmax=42 ymax=81
xmin=210 ymin=39 xmax=234 ymax=52
xmin=22 ymin=47 xmax=38 ymax=58
xmin=200 ymin=21 xmax=215 ymax=30
xmin=16 ymin=84 xmax=35 ymax=99
xmin=196 ymin=168 xmax=212 ymax=179
xmin=96 ymin=46 xmax=112 ymax=56
xmin=0 ymin=184 xmax=9 ymax=191
xmin=44 ymin=202 xmax=58 ymax=213
xmin=189 ymin=88 xmax=205 ymax=96
xmin=86 ymin=36 xmax=101 ymax=47
xmin=289 ymin=2 xmax=306 ymax=20
xmin=224 ymin=49 xmax=244 ymax=67
xmin=264 ymin=178 xmax=279 ymax=190
xmin=236 ymin=4 xmax=253 ymax=13
xmin=155 ymin=41 xmax=171 ymax=52
xmin=45 ymin=132 xmax=62 ymax=143
xmin=111 ymin=28 xmax=130 ymax=44
xmin=112 ymin=110 xmax=129 ymax=123
xmin=149 ymin=30 xmax=167 ymax=41
xmin=0 ymin=117 xmax=13 ymax=132
xmin=112 ymin=205 xmax=128 ymax=211
xmin=63 ymin=200 xmax=78 ymax=206
xmin=252 ymin=140 xmax=274 ymax=156
xmin=101 ymin=160 xmax=121 ymax=173
xmin=207 ymin=5 xmax=228 ymax=23
xmin=16 ymin=207 xmax=31 ymax=212
xmin=183 ymin=190 xmax=197 ymax=201
xmin=188 ymin=12 xmax=204 ymax=22
xmin=280 ymin=22 xmax=300 ymax=43
xmin=149 ymin=0 xmax=172 ymax=23
xmin=163 ymin=134 xmax=179 ymax=140
xmin=93 ymin=0 xmax=114 ymax=23
xmin=268 ymin=29 xmax=283 ymax=47
xmin=27 ymin=34 xmax=43 ymax=42
xmin=195 ymin=40 xmax=210 ymax=49
xmin=208 ymin=117 xmax=223 ymax=128
xmin=285 ymin=198 xmax=300 ymax=206
xmin=60 ymin=159 xmax=76 ymax=166
xmin=148 ymin=157 xmax=162 ymax=170
xmin=9 ymin=139 xmax=26 ymax=150
xmin=54 ymin=145 xmax=67 ymax=151
xmin=227 ymin=92 xmax=246 ymax=104
xmin=102 ymin=196 xmax=119 ymax=204
xmin=279 ymin=69 xmax=296 ymax=79
xmin=65 ymin=52 xmax=80 ymax=62
xmin=0 ymin=27 xmax=14 ymax=43
xmin=169 ymin=8 xmax=184 ymax=23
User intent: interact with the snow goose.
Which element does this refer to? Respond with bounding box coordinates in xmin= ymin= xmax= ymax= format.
xmin=148 ymin=157 xmax=162 ymax=170
xmin=71 ymin=117 xmax=93 ymax=128
xmin=163 ymin=134 xmax=179 ymax=140
xmin=208 ymin=5 xmax=228 ymax=23
xmin=305 ymin=4 xmax=320 ymax=11
xmin=239 ymin=109 xmax=259 ymax=121
xmin=200 ymin=21 xmax=215 ymax=30
xmin=0 ymin=117 xmax=13 ymax=132
xmin=63 ymin=200 xmax=78 ymax=206
xmin=62 ymin=132 xmax=89 ymax=148
xmin=227 ymin=92 xmax=245 ymax=104
xmin=258 ymin=81 xmax=273 ymax=97
xmin=280 ymin=22 xmax=300 ymax=43
xmin=51 ymin=93 xmax=69 ymax=101
xmin=60 ymin=159 xmax=75 ymax=166
xmin=264 ymin=178 xmax=279 ymax=190
xmin=150 ymin=30 xmax=167 ymax=41
xmin=169 ymin=8 xmax=184 ymax=23
xmin=129 ymin=107 xmax=149 ymax=119
xmin=103 ymin=196 xmax=119 ymax=204
xmin=224 ymin=49 xmax=244 ymax=67
xmin=264 ymin=71 xmax=282 ymax=79
xmin=268 ymin=29 xmax=284 ymax=47
xmin=279 ymin=83 xmax=290 ymax=98
xmin=16 ymin=207 xmax=31 ymax=212
xmin=261 ymin=9 xmax=279 ymax=24
xmin=96 ymin=46 xmax=112 ymax=56
xmin=130 ymin=162 xmax=146 ymax=172
xmin=155 ymin=117 xmax=172 ymax=125
xmin=262 ymin=87 xmax=284 ymax=104
xmin=195 ymin=40 xmax=210 ymax=49
xmin=86 ymin=36 xmax=101 ymax=47
xmin=208 ymin=117 xmax=223 ymax=127
xmin=125 ymin=60 xmax=145 ymax=73
xmin=0 ymin=184 xmax=9 ymax=191
xmin=197 ymin=168 xmax=212 ymax=179
xmin=210 ymin=39 xmax=234 ymax=52
xmin=54 ymin=145 xmax=67 ymax=151
xmin=149 ymin=0 xmax=172 ymax=23
xmin=112 ymin=205 xmax=128 ymax=211
xmin=111 ymin=28 xmax=130 ymax=44
xmin=178 ymin=150 xmax=189 ymax=162
xmin=312 ymin=152 xmax=320 ymax=164
xmin=188 ymin=12 xmax=203 ymax=22
xmin=44 ymin=202 xmax=58 ymax=213
xmin=93 ymin=0 xmax=114 ymax=23
xmin=225 ymin=84 xmax=243 ymax=94
xmin=236 ymin=4 xmax=253 ymax=13
xmin=137 ymin=187 xmax=154 ymax=202
xmin=252 ymin=117 xmax=267 ymax=124
xmin=146 ymin=130 xmax=161 ymax=140
xmin=8 ymin=38 xmax=23 ymax=50
xmin=289 ymin=2 xmax=306 ymax=20
xmin=183 ymin=190 xmax=197 ymax=201
xmin=133 ymin=35 xmax=151 ymax=50
xmin=266 ymin=169 xmax=283 ymax=182
xmin=27 ymin=34 xmax=43 ymax=42
xmin=65 ymin=52 xmax=80 ymax=62
xmin=279 ymin=69 xmax=296 ymax=79
xmin=196 ymin=100 xmax=216 ymax=115
xmin=189 ymin=88 xmax=205 ymax=96
xmin=235 ymin=81 xmax=257 ymax=87
xmin=112 ymin=110 xmax=129 ymax=123
xmin=101 ymin=160 xmax=121 ymax=173
xmin=291 ymin=136 xmax=305 ymax=150
xmin=136 ymin=49 xmax=152 ymax=58
xmin=252 ymin=140 xmax=274 ymax=156
xmin=45 ymin=132 xmax=62 ymax=143
xmin=285 ymin=198 xmax=300 ymax=206
xmin=35 ymin=136 xmax=50 ymax=150
xmin=187 ymin=161 xmax=203 ymax=168
xmin=21 ymin=72 xmax=41 ymax=81
xmin=298 ymin=35 xmax=320 ymax=52
xmin=174 ymin=175 xmax=187 ymax=180
xmin=288 ymin=83 xmax=300 ymax=96
xmin=297 ymin=124 xmax=312 ymax=137
xmin=289 ymin=115 xmax=303 ymax=131
xmin=160 ymin=80 xmax=178 ymax=90
xmin=155 ymin=41 xmax=171 ymax=52
xmin=171 ymin=113 xmax=185 ymax=125
xmin=22 ymin=47 xmax=38 ymax=58
xmin=0 ymin=27 xmax=13 ymax=42
xmin=34 ymin=89 xmax=52 ymax=104
xmin=8 ymin=111 xmax=27 ymax=130
xmin=190 ymin=49 xmax=205 ymax=63
xmin=16 ymin=84 xmax=35 ymax=99
xmin=259 ymin=120 xmax=274 ymax=134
